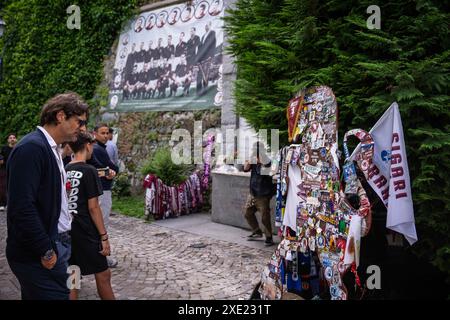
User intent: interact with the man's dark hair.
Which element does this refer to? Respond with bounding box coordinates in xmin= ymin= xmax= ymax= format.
xmin=40 ymin=92 xmax=88 ymax=126
xmin=94 ymin=123 xmax=109 ymax=132
xmin=108 ymin=128 xmax=114 ymax=134
xmin=68 ymin=132 xmax=96 ymax=154
xmin=6 ymin=133 xmax=16 ymax=140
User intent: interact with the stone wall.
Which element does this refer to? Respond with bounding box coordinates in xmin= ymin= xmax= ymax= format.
xmin=211 ymin=171 xmax=277 ymax=234
xmin=115 ymin=109 xmax=221 ymax=192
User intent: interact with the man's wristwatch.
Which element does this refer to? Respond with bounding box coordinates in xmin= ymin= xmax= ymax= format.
xmin=42 ymin=249 xmax=55 ymax=261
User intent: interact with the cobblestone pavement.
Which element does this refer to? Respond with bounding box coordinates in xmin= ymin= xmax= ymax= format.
xmin=0 ymin=211 xmax=273 ymax=300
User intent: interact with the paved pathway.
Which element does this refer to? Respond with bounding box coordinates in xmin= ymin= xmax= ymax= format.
xmin=0 ymin=211 xmax=275 ymax=300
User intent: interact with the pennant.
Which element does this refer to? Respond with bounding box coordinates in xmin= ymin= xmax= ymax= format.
xmin=286 ymin=96 xmax=303 ymax=142
xmin=350 ymin=102 xmax=417 ymax=245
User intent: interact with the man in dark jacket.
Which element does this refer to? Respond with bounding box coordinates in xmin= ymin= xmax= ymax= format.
xmin=243 ymin=142 xmax=276 ymax=246
xmin=91 ymin=124 xmax=119 ymax=267
xmin=0 ymin=133 xmax=17 ymax=211
xmin=186 ymin=27 xmax=200 ymax=68
xmin=6 ymin=92 xmax=88 ymax=299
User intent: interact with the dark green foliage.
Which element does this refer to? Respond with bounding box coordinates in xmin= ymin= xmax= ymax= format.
xmin=112 ymin=172 xmax=132 ymax=198
xmin=0 ymin=0 xmax=138 ymax=139
xmin=141 ymin=147 xmax=195 ymax=186
xmin=225 ymin=0 xmax=449 ymax=280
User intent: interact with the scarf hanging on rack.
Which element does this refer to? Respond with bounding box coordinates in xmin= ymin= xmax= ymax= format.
xmin=202 ymin=135 xmax=214 ymax=190
xmin=275 ymin=146 xmax=289 ymax=226
xmin=143 ymin=135 xmax=216 ymax=220
xmin=188 ymin=175 xmax=197 ymax=208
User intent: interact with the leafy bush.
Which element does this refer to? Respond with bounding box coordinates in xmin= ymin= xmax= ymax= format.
xmin=112 ymin=172 xmax=131 ymax=198
xmin=141 ymin=148 xmax=195 ymax=186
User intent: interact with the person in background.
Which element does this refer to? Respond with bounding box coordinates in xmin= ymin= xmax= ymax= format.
xmin=91 ymin=124 xmax=118 ymax=268
xmin=0 ymin=154 xmax=4 ymax=212
xmin=61 ymin=142 xmax=73 ymax=167
xmin=105 ymin=128 xmax=119 ymax=217
xmin=0 ymin=134 xmax=17 ymax=211
xmin=106 ymin=128 xmax=119 ymax=168
xmin=243 ymin=141 xmax=276 ymax=246
xmin=6 ymin=92 xmax=88 ymax=299
xmin=66 ymin=132 xmax=115 ymax=300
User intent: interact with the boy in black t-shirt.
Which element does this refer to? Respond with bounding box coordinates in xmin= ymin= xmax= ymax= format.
xmin=66 ymin=132 xmax=115 ymax=300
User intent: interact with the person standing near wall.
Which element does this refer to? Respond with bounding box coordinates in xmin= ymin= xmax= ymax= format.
xmin=0 ymin=154 xmax=4 ymax=211
xmin=91 ymin=124 xmax=118 ymax=268
xmin=0 ymin=134 xmax=17 ymax=211
xmin=105 ymin=127 xmax=118 ymax=217
xmin=243 ymin=142 xmax=276 ymax=246
xmin=106 ymin=128 xmax=119 ymax=168
xmin=6 ymin=92 xmax=88 ymax=299
xmin=66 ymin=132 xmax=115 ymax=300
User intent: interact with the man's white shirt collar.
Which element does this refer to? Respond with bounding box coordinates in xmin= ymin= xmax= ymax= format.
xmin=37 ymin=126 xmax=71 ymax=233
xmin=37 ymin=126 xmax=58 ymax=150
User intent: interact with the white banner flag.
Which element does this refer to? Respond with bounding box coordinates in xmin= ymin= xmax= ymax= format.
xmin=350 ymin=102 xmax=418 ymax=245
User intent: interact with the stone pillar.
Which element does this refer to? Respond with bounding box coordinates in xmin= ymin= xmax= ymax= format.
xmin=220 ymin=0 xmax=238 ymax=159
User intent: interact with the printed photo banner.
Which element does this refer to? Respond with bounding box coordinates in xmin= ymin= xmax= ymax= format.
xmin=108 ymin=0 xmax=224 ymax=112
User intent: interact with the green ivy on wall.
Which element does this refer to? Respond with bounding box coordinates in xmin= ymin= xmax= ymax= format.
xmin=0 ymin=0 xmax=138 ymax=140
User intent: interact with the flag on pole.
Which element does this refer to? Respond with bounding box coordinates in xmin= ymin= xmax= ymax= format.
xmin=350 ymin=102 xmax=418 ymax=245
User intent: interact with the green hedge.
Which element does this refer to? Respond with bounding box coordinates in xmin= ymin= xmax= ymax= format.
xmin=225 ymin=0 xmax=449 ymax=281
xmin=0 ymin=0 xmax=138 ymax=140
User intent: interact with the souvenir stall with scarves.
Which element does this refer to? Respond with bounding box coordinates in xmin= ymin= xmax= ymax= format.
xmin=259 ymin=86 xmax=376 ymax=300
xmin=143 ymin=135 xmax=215 ymax=220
